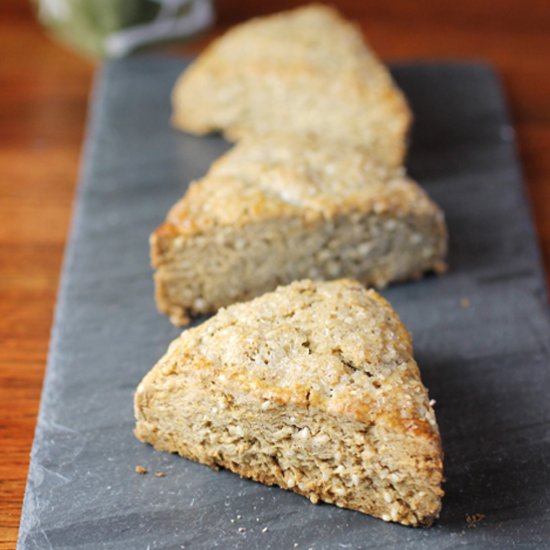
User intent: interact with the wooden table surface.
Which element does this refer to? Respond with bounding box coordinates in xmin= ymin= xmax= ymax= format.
xmin=1 ymin=0 xmax=549 ymax=546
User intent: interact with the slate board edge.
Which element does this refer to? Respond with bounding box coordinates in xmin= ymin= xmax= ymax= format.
xmin=16 ymin=63 xmax=112 ymax=550
xmin=394 ymin=58 xmax=549 ymax=304
xmin=476 ymin=61 xmax=549 ymax=304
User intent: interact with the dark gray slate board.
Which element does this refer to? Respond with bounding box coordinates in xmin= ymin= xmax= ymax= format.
xmin=18 ymin=56 xmax=550 ymax=549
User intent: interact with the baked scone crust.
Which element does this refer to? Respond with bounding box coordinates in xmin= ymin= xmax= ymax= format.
xmin=135 ymin=279 xmax=444 ymax=526
xmin=171 ymin=4 xmax=411 ymax=167
xmin=151 ymin=136 xmax=447 ymax=324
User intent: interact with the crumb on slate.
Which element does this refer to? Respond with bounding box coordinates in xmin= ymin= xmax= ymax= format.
xmin=238 ymin=527 xmax=246 ymax=533
xmin=262 ymin=527 xmax=268 ymax=533
xmin=154 ymin=471 xmax=166 ymax=477
xmin=135 ymin=465 xmax=148 ymax=475
xmin=465 ymin=513 xmax=486 ymax=527
xmin=461 ymin=297 xmax=471 ymax=309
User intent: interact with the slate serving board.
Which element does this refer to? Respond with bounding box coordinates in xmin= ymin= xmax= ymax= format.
xmin=18 ymin=56 xmax=550 ymax=549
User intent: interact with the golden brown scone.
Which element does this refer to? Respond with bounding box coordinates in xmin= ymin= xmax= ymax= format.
xmin=171 ymin=4 xmax=411 ymax=167
xmin=151 ymin=135 xmax=447 ymax=325
xmin=135 ymin=279 xmax=444 ymax=526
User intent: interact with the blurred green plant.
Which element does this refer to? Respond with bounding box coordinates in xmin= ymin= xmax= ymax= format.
xmin=34 ymin=0 xmax=214 ymax=58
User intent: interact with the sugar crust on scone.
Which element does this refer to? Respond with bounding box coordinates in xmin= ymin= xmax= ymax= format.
xmin=135 ymin=279 xmax=444 ymax=526
xmin=171 ymin=4 xmax=411 ymax=167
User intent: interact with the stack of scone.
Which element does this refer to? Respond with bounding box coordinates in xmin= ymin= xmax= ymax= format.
xmin=136 ymin=5 xmax=446 ymax=527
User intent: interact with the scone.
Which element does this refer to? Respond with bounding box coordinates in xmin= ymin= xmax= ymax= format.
xmin=152 ymin=135 xmax=447 ymax=325
xmin=135 ymin=279 xmax=444 ymax=526
xmin=171 ymin=4 xmax=411 ymax=167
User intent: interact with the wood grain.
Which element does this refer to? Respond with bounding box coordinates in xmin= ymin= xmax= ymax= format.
xmin=1 ymin=0 xmax=549 ymax=547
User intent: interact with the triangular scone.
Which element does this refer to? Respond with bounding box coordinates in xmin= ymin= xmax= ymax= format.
xmin=151 ymin=135 xmax=447 ymax=325
xmin=171 ymin=4 xmax=411 ymax=167
xmin=135 ymin=279 xmax=444 ymax=526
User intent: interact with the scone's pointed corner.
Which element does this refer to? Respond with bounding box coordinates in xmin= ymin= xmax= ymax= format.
xmin=171 ymin=62 xmax=216 ymax=136
xmin=133 ymin=381 xmax=148 ymax=443
xmin=134 ymin=279 xmax=444 ymax=526
xmin=149 ymin=222 xmax=179 ymax=267
xmin=149 ymin=223 xmax=193 ymax=325
xmin=170 ymin=70 xmax=190 ymax=134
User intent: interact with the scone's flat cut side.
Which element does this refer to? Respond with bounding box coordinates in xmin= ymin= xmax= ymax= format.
xmin=171 ymin=4 xmax=411 ymax=167
xmin=151 ymin=136 xmax=447 ymax=325
xmin=135 ymin=279 xmax=444 ymax=526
